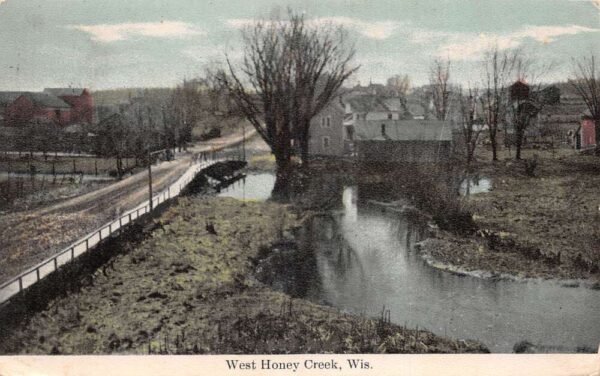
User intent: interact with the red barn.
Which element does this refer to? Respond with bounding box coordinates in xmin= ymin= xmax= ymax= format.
xmin=1 ymin=92 xmax=71 ymax=127
xmin=575 ymin=116 xmax=596 ymax=150
xmin=43 ymin=88 xmax=93 ymax=124
xmin=0 ymin=88 xmax=93 ymax=127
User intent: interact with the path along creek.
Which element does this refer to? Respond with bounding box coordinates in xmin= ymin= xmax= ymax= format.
xmin=218 ymin=172 xmax=600 ymax=353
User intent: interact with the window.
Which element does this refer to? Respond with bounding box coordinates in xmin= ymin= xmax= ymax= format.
xmin=326 ymin=116 xmax=331 ymax=127
xmin=345 ymin=126 xmax=354 ymax=141
xmin=381 ymin=124 xmax=386 ymax=136
xmin=387 ymin=113 xmax=393 ymax=120
xmin=322 ymin=136 xmax=330 ymax=149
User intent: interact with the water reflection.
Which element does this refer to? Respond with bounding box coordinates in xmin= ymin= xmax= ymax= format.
xmin=225 ymin=173 xmax=600 ymax=353
xmin=218 ymin=173 xmax=276 ymax=201
xmin=460 ymin=176 xmax=492 ymax=195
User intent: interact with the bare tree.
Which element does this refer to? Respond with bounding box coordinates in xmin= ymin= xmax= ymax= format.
xmin=508 ymin=56 xmax=559 ymax=160
xmin=429 ymin=59 xmax=451 ymax=121
xmin=386 ymin=74 xmax=411 ymax=96
xmin=480 ymin=46 xmax=518 ymax=161
xmin=458 ymin=86 xmax=482 ymax=164
xmin=218 ymin=10 xmax=358 ymax=173
xmin=570 ymin=53 xmax=600 ymax=151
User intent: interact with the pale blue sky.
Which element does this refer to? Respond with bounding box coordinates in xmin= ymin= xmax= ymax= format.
xmin=0 ymin=0 xmax=599 ymax=90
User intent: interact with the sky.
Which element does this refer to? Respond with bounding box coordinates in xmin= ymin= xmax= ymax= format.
xmin=0 ymin=0 xmax=599 ymax=91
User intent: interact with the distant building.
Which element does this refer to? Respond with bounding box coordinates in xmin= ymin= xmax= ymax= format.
xmin=1 ymin=92 xmax=71 ymax=127
xmin=354 ymin=119 xmax=453 ymax=163
xmin=44 ymin=88 xmax=94 ymax=124
xmin=574 ymin=116 xmax=596 ymax=150
xmin=308 ymin=99 xmax=347 ymax=157
xmin=0 ymin=88 xmax=93 ymax=127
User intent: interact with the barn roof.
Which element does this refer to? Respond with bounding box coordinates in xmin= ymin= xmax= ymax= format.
xmin=354 ymin=119 xmax=453 ymax=142
xmin=24 ymin=93 xmax=71 ymax=108
xmin=44 ymin=88 xmax=87 ymax=96
xmin=0 ymin=91 xmax=24 ymax=106
xmin=0 ymin=91 xmax=70 ymax=108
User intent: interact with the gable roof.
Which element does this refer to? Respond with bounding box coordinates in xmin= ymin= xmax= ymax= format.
xmin=346 ymin=95 xmax=390 ymax=113
xmin=43 ymin=88 xmax=87 ymax=96
xmin=24 ymin=93 xmax=71 ymax=108
xmin=354 ymin=119 xmax=453 ymax=142
xmin=0 ymin=91 xmax=25 ymax=106
xmin=0 ymin=91 xmax=71 ymax=108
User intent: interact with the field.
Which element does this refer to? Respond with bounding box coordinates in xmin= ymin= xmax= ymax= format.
xmin=0 ymin=154 xmax=137 ymax=175
xmin=0 ymin=197 xmax=488 ymax=354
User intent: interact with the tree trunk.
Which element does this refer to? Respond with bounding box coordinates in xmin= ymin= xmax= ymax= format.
xmin=489 ymin=126 xmax=498 ymax=161
xmin=490 ymin=137 xmax=498 ymax=161
xmin=300 ymin=131 xmax=310 ymax=166
xmin=515 ymin=128 xmax=523 ymax=160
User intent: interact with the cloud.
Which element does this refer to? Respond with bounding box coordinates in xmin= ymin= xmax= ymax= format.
xmin=226 ymin=16 xmax=401 ymax=40
xmin=433 ymin=25 xmax=599 ymax=60
xmin=69 ymin=21 xmax=204 ymax=43
xmin=312 ymin=16 xmax=400 ymax=40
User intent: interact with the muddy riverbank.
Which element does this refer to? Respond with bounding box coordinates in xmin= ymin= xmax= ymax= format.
xmin=0 ymin=196 xmax=487 ymax=354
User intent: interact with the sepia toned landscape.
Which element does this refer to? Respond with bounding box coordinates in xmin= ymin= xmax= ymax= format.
xmin=0 ymin=0 xmax=599 ymax=356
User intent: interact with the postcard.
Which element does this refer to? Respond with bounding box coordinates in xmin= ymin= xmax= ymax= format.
xmin=0 ymin=0 xmax=598 ymax=375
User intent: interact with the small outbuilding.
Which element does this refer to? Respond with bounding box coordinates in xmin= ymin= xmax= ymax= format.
xmin=354 ymin=119 xmax=453 ymax=164
xmin=574 ymin=116 xmax=596 ymax=150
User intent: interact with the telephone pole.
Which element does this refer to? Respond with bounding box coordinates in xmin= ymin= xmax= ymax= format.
xmin=148 ymin=150 xmax=153 ymax=210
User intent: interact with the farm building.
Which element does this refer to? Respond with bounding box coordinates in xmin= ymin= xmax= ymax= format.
xmin=574 ymin=117 xmax=596 ymax=150
xmin=354 ymin=119 xmax=453 ymax=163
xmin=0 ymin=88 xmax=93 ymax=127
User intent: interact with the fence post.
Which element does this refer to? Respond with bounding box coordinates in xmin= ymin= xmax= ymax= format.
xmin=71 ymin=247 xmax=74 ymax=260
xmin=86 ymin=238 xmax=89 ymax=251
xmin=109 ymin=223 xmax=112 ymax=235
xmin=18 ymin=277 xmax=23 ymax=292
xmin=53 ymin=257 xmax=58 ymax=271
xmin=99 ymin=228 xmax=102 ymax=241
xmin=36 ymin=269 xmax=40 ymax=282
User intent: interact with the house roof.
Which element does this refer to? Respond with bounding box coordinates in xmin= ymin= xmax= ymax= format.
xmin=43 ymin=88 xmax=87 ymax=96
xmin=0 ymin=91 xmax=25 ymax=106
xmin=0 ymin=91 xmax=71 ymax=108
xmin=382 ymin=97 xmax=404 ymax=112
xmin=346 ymin=95 xmax=390 ymax=113
xmin=24 ymin=93 xmax=71 ymax=108
xmin=354 ymin=119 xmax=453 ymax=142
xmin=406 ymin=102 xmax=426 ymax=117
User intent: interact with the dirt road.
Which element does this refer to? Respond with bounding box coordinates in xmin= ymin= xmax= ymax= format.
xmin=0 ymin=129 xmax=256 ymax=284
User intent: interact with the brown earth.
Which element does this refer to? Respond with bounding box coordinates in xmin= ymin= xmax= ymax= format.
xmin=421 ymin=147 xmax=600 ymax=283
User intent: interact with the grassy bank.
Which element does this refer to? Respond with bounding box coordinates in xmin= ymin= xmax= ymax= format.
xmin=420 ymin=147 xmax=600 ymax=283
xmin=0 ymin=196 xmax=487 ymax=354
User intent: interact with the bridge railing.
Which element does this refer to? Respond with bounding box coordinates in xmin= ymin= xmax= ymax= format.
xmin=0 ymin=153 xmax=225 ymax=305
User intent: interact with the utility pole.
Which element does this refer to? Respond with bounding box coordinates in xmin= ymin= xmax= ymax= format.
xmin=148 ymin=150 xmax=153 ymax=210
xmin=242 ymin=120 xmax=246 ymax=161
